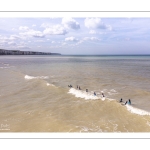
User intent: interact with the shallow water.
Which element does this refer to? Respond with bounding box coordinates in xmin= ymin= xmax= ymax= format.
xmin=0 ymin=55 xmax=150 ymax=132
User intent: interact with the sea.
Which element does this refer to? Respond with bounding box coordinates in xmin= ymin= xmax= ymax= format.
xmin=0 ymin=55 xmax=150 ymax=132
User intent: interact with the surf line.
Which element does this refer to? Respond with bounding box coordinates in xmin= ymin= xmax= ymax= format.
xmin=68 ymin=87 xmax=105 ymax=101
xmin=118 ymin=99 xmax=150 ymax=116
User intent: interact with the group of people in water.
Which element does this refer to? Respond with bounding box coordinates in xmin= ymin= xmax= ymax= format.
xmin=120 ymin=98 xmax=131 ymax=105
xmin=68 ymin=84 xmax=105 ymax=97
xmin=68 ymin=84 xmax=132 ymax=105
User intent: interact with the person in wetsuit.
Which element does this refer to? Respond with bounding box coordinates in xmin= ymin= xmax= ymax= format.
xmin=94 ymin=92 xmax=96 ymax=96
xmin=86 ymin=89 xmax=88 ymax=92
xmin=102 ymin=93 xmax=105 ymax=97
xmin=120 ymin=98 xmax=123 ymax=102
xmin=128 ymin=99 xmax=131 ymax=105
xmin=68 ymin=84 xmax=72 ymax=88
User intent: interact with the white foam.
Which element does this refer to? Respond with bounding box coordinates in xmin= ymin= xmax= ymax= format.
xmin=126 ymin=104 xmax=150 ymax=116
xmin=110 ymin=89 xmax=116 ymax=92
xmin=47 ymin=83 xmax=55 ymax=87
xmin=108 ymin=89 xmax=118 ymax=95
xmin=4 ymin=63 xmax=9 ymax=66
xmin=24 ymin=75 xmax=49 ymax=80
xmin=0 ymin=67 xmax=10 ymax=69
xmin=68 ymin=88 xmax=105 ymax=100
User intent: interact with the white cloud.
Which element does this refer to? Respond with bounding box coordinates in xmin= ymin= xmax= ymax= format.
xmin=43 ymin=25 xmax=67 ymax=35
xmin=84 ymin=18 xmax=112 ymax=30
xmin=36 ymin=40 xmax=44 ymax=42
xmin=20 ymin=29 xmax=45 ymax=38
xmin=107 ymin=25 xmax=112 ymax=31
xmin=17 ymin=46 xmax=30 ymax=49
xmin=65 ymin=37 xmax=78 ymax=42
xmin=32 ymin=24 xmax=36 ymax=27
xmin=8 ymin=42 xmax=17 ymax=46
xmin=62 ymin=42 xmax=67 ymax=46
xmin=41 ymin=23 xmax=51 ymax=28
xmin=12 ymin=28 xmax=16 ymax=31
xmin=51 ymin=41 xmax=55 ymax=43
xmin=19 ymin=26 xmax=29 ymax=31
xmin=83 ymin=37 xmax=101 ymax=41
xmin=9 ymin=35 xmax=21 ymax=40
xmin=62 ymin=18 xmax=80 ymax=30
xmin=89 ymin=30 xmax=96 ymax=34
xmin=49 ymin=45 xmax=62 ymax=49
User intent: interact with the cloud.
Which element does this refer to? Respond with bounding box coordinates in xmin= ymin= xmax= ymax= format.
xmin=0 ymin=35 xmax=23 ymax=45
xmin=43 ymin=25 xmax=67 ymax=35
xmin=36 ymin=40 xmax=44 ymax=42
xmin=89 ymin=30 xmax=96 ymax=34
xmin=8 ymin=42 xmax=17 ymax=46
xmin=62 ymin=42 xmax=67 ymax=46
xmin=20 ymin=29 xmax=45 ymax=38
xmin=49 ymin=45 xmax=62 ymax=49
xmin=9 ymin=35 xmax=21 ymax=40
xmin=84 ymin=18 xmax=112 ymax=30
xmin=62 ymin=18 xmax=80 ymax=30
xmin=32 ymin=24 xmax=36 ymax=27
xmin=19 ymin=26 xmax=29 ymax=31
xmin=65 ymin=37 xmax=78 ymax=42
xmin=83 ymin=37 xmax=101 ymax=41
xmin=17 ymin=46 xmax=30 ymax=49
xmin=41 ymin=23 xmax=51 ymax=28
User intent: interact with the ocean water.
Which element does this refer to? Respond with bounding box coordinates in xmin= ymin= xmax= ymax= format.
xmin=0 ymin=55 xmax=150 ymax=132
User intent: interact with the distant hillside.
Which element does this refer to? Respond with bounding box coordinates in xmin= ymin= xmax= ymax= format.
xmin=0 ymin=49 xmax=61 ymax=55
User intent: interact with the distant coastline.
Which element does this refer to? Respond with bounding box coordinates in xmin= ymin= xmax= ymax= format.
xmin=0 ymin=49 xmax=61 ymax=55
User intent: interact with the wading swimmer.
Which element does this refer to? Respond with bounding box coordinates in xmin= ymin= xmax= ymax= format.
xmin=120 ymin=98 xmax=123 ymax=103
xmin=79 ymin=86 xmax=81 ymax=90
xmin=77 ymin=85 xmax=78 ymax=89
xmin=125 ymin=101 xmax=127 ymax=105
xmin=68 ymin=84 xmax=72 ymax=88
xmin=94 ymin=92 xmax=96 ymax=96
xmin=128 ymin=99 xmax=131 ymax=105
xmin=86 ymin=89 xmax=88 ymax=92
xmin=102 ymin=93 xmax=105 ymax=97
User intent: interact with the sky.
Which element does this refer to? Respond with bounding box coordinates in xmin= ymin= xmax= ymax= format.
xmin=0 ymin=17 xmax=150 ymax=55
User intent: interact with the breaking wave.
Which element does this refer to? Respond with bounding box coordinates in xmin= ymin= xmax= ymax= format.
xmin=0 ymin=67 xmax=10 ymax=69
xmin=24 ymin=75 xmax=49 ymax=80
xmin=46 ymin=83 xmax=56 ymax=87
xmin=126 ymin=104 xmax=150 ymax=116
xmin=68 ymin=88 xmax=105 ymax=100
